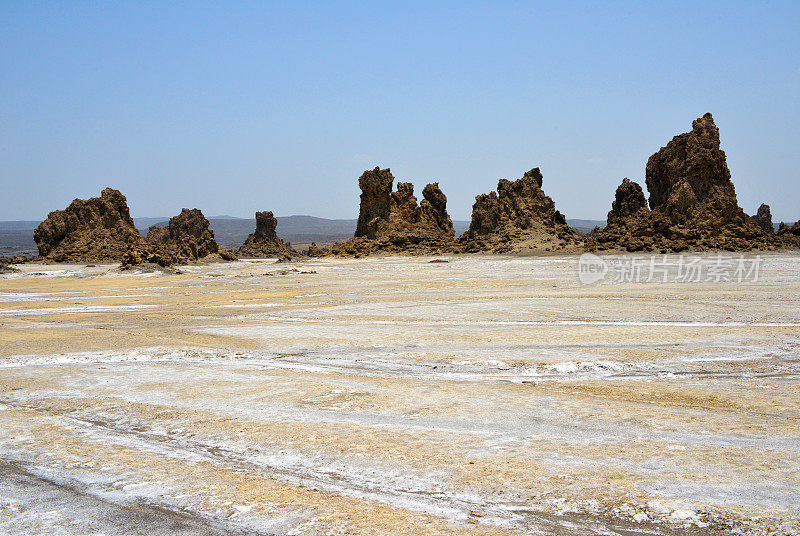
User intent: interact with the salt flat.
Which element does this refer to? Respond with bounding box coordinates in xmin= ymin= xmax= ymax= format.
xmin=0 ymin=254 xmax=798 ymax=536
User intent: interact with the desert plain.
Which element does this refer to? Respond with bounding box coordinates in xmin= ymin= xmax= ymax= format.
xmin=0 ymin=253 xmax=798 ymax=536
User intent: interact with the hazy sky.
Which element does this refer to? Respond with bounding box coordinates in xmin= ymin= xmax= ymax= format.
xmin=2 ymin=1 xmax=798 ymax=222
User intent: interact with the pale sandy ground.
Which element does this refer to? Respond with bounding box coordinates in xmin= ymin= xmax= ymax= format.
xmin=0 ymin=254 xmax=798 ymax=536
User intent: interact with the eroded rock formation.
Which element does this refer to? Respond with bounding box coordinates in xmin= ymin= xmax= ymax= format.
xmin=123 ymin=208 xmax=235 ymax=268
xmin=236 ymin=211 xmax=296 ymax=258
xmin=0 ymin=255 xmax=30 ymax=266
xmin=608 ymin=178 xmax=648 ymax=223
xmin=306 ymin=243 xmax=325 ymax=257
xmin=355 ymin=167 xmax=394 ymax=238
xmin=146 ymin=209 xmax=229 ymax=262
xmin=774 ymin=220 xmax=800 ymax=249
xmin=778 ymin=220 xmax=800 ymax=237
xmin=752 ymin=204 xmax=774 ymax=234
xmin=645 ymin=114 xmax=733 ymax=214
xmin=458 ymin=168 xmax=582 ymax=253
xmin=34 ymin=188 xmax=147 ymax=262
xmin=331 ymin=167 xmax=455 ymax=255
xmin=33 ymin=189 xmax=236 ymax=267
xmin=591 ymin=114 xmax=773 ymax=252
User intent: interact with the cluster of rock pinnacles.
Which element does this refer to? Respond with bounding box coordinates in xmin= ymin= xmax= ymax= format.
xmin=29 ymin=113 xmax=800 ymax=266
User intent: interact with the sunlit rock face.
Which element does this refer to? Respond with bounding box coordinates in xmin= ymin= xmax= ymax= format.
xmin=646 ymin=113 xmax=735 ymax=214
xmin=34 ymin=188 xmax=145 ymax=262
xmin=354 ymin=167 xmax=394 ymax=238
xmin=333 ymin=167 xmax=455 ymax=256
xmin=140 ymin=208 xmax=230 ymax=265
xmin=607 ymin=178 xmax=648 ymax=223
xmin=458 ymin=167 xmax=582 ymax=254
xmin=591 ymin=114 xmax=784 ymax=252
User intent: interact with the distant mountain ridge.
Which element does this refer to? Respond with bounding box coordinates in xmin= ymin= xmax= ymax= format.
xmin=566 ymin=219 xmax=605 ymax=233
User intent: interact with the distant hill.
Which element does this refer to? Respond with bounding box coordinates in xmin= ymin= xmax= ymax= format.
xmin=131 ymin=217 xmax=169 ymax=230
xmin=567 ymin=219 xmax=605 ymax=233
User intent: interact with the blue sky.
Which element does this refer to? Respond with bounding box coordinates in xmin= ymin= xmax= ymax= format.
xmin=1 ymin=1 xmax=798 ymax=222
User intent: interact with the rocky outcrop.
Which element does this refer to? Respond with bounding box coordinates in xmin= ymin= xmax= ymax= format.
xmin=775 ymin=220 xmax=800 ymax=249
xmin=236 ymin=211 xmax=296 ymax=258
xmin=645 ymin=114 xmax=733 ymax=214
xmin=608 ymin=178 xmax=648 ymax=222
xmin=587 ymin=178 xmax=656 ymax=252
xmin=457 ymin=168 xmax=582 ymax=253
xmin=34 ymin=188 xmax=147 ymax=262
xmin=123 ymin=208 xmax=235 ymax=268
xmin=331 ymin=167 xmax=455 ymax=256
xmin=147 ymin=208 xmax=233 ymax=262
xmin=0 ymin=255 xmax=30 ymax=265
xmin=591 ymin=178 xmax=667 ymax=252
xmin=590 ymin=114 xmax=773 ymax=252
xmin=752 ymin=204 xmax=774 ymax=234
xmin=306 ymin=243 xmax=325 ymax=257
xmin=420 ymin=183 xmax=454 ymax=234
xmin=355 ymin=167 xmax=394 ymax=238
xmin=34 ymin=189 xmax=237 ymax=267
xmin=778 ymin=220 xmax=800 ymax=237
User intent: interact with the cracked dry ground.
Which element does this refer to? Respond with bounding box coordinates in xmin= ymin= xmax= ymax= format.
xmin=1 ymin=254 xmax=798 ymax=536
